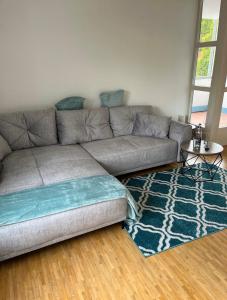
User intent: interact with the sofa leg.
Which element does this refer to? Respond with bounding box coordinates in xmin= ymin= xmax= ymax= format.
xmin=121 ymin=221 xmax=125 ymax=229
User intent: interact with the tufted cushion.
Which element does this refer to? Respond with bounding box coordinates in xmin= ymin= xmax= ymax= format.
xmin=0 ymin=161 xmax=3 ymax=182
xmin=56 ymin=108 xmax=113 ymax=145
xmin=133 ymin=113 xmax=171 ymax=138
xmin=109 ymin=105 xmax=152 ymax=137
xmin=0 ymin=109 xmax=57 ymax=150
xmin=0 ymin=135 xmax=12 ymax=161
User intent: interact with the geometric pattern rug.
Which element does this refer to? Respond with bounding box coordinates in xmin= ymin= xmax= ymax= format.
xmin=121 ymin=163 xmax=227 ymax=257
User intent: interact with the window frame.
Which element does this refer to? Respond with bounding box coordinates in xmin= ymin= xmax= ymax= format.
xmin=189 ymin=0 xmax=227 ymax=142
xmin=188 ymin=0 xmax=220 ymax=126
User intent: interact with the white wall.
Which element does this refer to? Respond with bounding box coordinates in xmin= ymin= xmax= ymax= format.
xmin=0 ymin=0 xmax=198 ymax=118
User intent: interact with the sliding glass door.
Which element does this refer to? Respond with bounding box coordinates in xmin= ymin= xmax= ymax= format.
xmin=189 ymin=0 xmax=227 ymax=145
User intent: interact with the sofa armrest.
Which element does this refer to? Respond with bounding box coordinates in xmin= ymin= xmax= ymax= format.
xmin=169 ymin=121 xmax=192 ymax=162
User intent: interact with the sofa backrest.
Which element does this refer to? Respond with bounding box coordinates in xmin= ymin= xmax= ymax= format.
xmin=56 ymin=107 xmax=113 ymax=145
xmin=0 ymin=109 xmax=57 ymax=150
xmin=109 ymin=105 xmax=153 ymax=137
xmin=0 ymin=105 xmax=154 ymax=150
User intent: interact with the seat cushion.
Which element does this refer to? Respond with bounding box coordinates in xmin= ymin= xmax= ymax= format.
xmin=32 ymin=145 xmax=108 ymax=185
xmin=56 ymin=107 xmax=113 ymax=145
xmin=109 ymin=105 xmax=152 ymax=137
xmin=0 ymin=145 xmax=107 ymax=195
xmin=81 ymin=135 xmax=178 ymax=175
xmin=0 ymin=109 xmax=57 ymax=150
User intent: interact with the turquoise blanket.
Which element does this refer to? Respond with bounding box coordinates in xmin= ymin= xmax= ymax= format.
xmin=0 ymin=175 xmax=138 ymax=226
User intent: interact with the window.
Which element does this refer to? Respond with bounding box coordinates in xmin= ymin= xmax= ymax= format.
xmin=189 ymin=0 xmax=221 ymax=126
xmin=190 ymin=0 xmax=227 ymax=144
xmin=199 ymin=0 xmax=221 ymax=42
xmin=191 ymin=91 xmax=209 ymax=126
xmin=195 ymin=47 xmax=216 ymax=87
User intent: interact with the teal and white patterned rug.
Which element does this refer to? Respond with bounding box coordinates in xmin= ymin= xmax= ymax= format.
xmin=122 ymin=163 xmax=227 ymax=257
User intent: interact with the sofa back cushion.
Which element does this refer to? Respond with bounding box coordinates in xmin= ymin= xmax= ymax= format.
xmin=56 ymin=107 xmax=113 ymax=145
xmin=0 ymin=135 xmax=12 ymax=161
xmin=0 ymin=109 xmax=57 ymax=150
xmin=133 ymin=113 xmax=171 ymax=138
xmin=109 ymin=105 xmax=152 ymax=137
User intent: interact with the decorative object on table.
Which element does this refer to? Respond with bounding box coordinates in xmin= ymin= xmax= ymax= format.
xmin=55 ymin=96 xmax=85 ymax=111
xmin=180 ymin=140 xmax=223 ymax=182
xmin=133 ymin=113 xmax=171 ymax=138
xmin=100 ymin=89 xmax=124 ymax=107
xmin=121 ymin=163 xmax=227 ymax=257
xmin=204 ymin=140 xmax=210 ymax=151
xmin=193 ymin=123 xmax=203 ymax=150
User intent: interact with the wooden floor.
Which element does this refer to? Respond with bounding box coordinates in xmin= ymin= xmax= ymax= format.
xmin=0 ymin=147 xmax=227 ymax=300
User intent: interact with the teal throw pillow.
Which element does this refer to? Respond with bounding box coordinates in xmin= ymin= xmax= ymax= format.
xmin=55 ymin=97 xmax=85 ymax=111
xmin=100 ymin=89 xmax=124 ymax=108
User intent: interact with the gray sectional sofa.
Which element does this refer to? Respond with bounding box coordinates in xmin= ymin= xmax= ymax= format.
xmin=0 ymin=105 xmax=192 ymax=261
